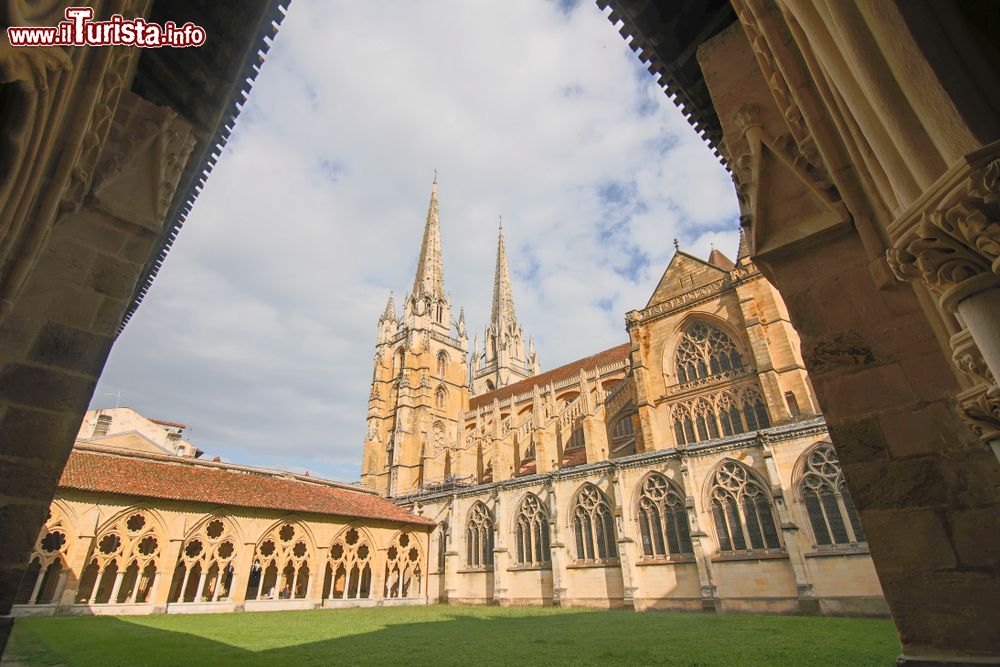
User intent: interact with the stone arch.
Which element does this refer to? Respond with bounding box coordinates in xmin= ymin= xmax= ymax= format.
xmin=14 ymin=503 xmax=77 ymax=606
xmin=568 ymin=482 xmax=618 ymax=562
xmin=703 ymin=457 xmax=782 ymax=553
xmin=792 ymin=441 xmax=865 ymax=547
xmin=244 ymin=518 xmax=316 ymax=601
xmin=632 ymin=471 xmax=693 ymax=558
xmin=170 ymin=513 xmax=242 ymax=604
xmin=382 ymin=529 xmax=424 ymax=599
xmin=660 ymin=314 xmax=752 ymax=386
xmin=324 ymin=525 xmax=376 ymax=600
xmin=76 ymin=505 xmax=167 ymax=605
xmin=511 ymin=492 xmax=551 ymax=566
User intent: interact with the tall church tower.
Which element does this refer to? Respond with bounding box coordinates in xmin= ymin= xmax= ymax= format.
xmin=361 ymin=179 xmax=469 ymax=497
xmin=471 ymin=223 xmax=539 ymax=395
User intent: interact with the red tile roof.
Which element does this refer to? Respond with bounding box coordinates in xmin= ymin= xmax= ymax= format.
xmin=60 ymin=445 xmax=432 ymax=527
xmin=470 ymin=342 xmax=631 ymax=409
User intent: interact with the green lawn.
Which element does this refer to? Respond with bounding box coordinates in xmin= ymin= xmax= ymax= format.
xmin=6 ymin=605 xmax=900 ymax=666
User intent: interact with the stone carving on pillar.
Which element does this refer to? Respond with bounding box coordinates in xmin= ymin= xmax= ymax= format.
xmin=887 ymin=151 xmax=1000 ymax=447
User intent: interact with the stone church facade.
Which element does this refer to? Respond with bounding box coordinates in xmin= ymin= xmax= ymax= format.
xmin=361 ymin=182 xmax=887 ymax=615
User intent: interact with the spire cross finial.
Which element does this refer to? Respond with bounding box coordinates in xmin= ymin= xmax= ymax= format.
xmin=498 ymin=214 xmax=502 ymax=229
xmin=673 ymin=238 xmax=680 ymax=250
xmin=433 ymin=168 xmax=437 ymax=184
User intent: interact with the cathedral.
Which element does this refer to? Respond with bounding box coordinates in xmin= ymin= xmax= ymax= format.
xmin=361 ymin=181 xmax=887 ymax=614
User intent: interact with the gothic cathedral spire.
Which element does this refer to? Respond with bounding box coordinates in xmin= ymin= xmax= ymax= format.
xmin=471 ymin=221 xmax=540 ymax=396
xmin=411 ymin=178 xmax=445 ymax=301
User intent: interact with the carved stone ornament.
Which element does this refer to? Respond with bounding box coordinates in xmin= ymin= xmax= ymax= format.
xmin=951 ymin=329 xmax=993 ymax=385
xmin=887 ymin=158 xmax=1000 ymax=312
xmin=958 ymin=384 xmax=1000 ymax=444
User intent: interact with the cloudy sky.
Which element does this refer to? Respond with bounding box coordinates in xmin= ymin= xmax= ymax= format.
xmin=92 ymin=0 xmax=740 ymax=480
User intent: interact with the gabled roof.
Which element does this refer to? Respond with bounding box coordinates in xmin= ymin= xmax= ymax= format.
xmin=469 ymin=343 xmax=631 ymax=409
xmin=707 ymin=248 xmax=735 ymax=270
xmin=60 ymin=444 xmax=433 ymax=527
xmin=645 ymin=250 xmax=728 ymax=308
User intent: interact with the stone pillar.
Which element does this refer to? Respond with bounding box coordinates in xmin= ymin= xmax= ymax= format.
xmin=491 ymin=495 xmax=508 ymax=606
xmin=761 ymin=444 xmax=817 ymax=614
xmin=680 ymin=463 xmax=717 ymax=611
xmin=58 ymin=532 xmax=96 ymax=607
xmin=228 ymin=543 xmax=257 ymax=606
xmin=545 ymin=483 xmax=568 ymax=607
xmin=582 ymin=415 xmax=610 ymax=463
xmin=152 ymin=539 xmax=184 ymax=610
xmin=612 ymin=470 xmax=638 ymax=610
xmin=533 ymin=427 xmax=557 ymax=473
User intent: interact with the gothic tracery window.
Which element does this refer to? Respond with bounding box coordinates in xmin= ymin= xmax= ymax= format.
xmin=800 ymin=444 xmax=865 ymax=546
xmin=710 ymin=462 xmax=782 ymax=552
xmin=324 ymin=528 xmax=372 ymax=600
xmin=435 ymin=385 xmax=447 ymax=409
xmin=572 ymin=484 xmax=618 ymax=562
xmin=465 ymin=502 xmax=495 ymax=569
xmin=244 ymin=523 xmax=311 ymax=600
xmin=384 ymin=532 xmax=421 ymax=598
xmin=514 ymin=494 xmax=551 ymax=566
xmin=75 ymin=510 xmax=161 ymax=605
xmin=15 ymin=514 xmax=71 ymax=606
xmin=674 ymin=322 xmax=744 ymax=384
xmin=672 ymin=386 xmax=772 ymax=446
xmin=436 ymin=351 xmax=448 ymax=376
xmin=637 ymin=474 xmax=693 ymax=558
xmin=169 ymin=517 xmax=238 ymax=603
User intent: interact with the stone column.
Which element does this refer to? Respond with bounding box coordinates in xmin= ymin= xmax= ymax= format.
xmin=612 ymin=469 xmax=638 ymax=610
xmin=582 ymin=415 xmax=610 ymax=463
xmin=228 ymin=542 xmax=257 ymax=606
xmin=680 ymin=462 xmax=717 ymax=611
xmin=491 ymin=494 xmax=509 ymax=606
xmin=152 ymin=539 xmax=184 ymax=610
xmin=58 ymin=533 xmax=97 ymax=607
xmin=761 ymin=443 xmax=817 ymax=614
xmin=545 ymin=482 xmax=568 ymax=607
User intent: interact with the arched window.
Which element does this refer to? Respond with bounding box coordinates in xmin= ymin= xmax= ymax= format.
xmin=169 ymin=517 xmax=238 ymax=603
xmin=75 ymin=510 xmax=162 ymax=605
xmin=717 ymin=392 xmax=743 ymax=436
xmin=672 ymin=404 xmax=695 ymax=446
xmin=323 ymin=528 xmax=372 ymax=600
xmin=15 ymin=515 xmax=71 ymax=606
xmin=384 ymin=532 xmax=421 ymax=598
xmin=572 ymin=484 xmax=618 ymax=562
xmin=514 ymin=495 xmax=551 ymax=566
xmin=435 ymin=385 xmax=447 ymax=409
xmin=436 ymin=351 xmax=448 ymax=376
xmin=466 ymin=502 xmax=495 ymax=569
xmin=693 ymin=398 xmax=720 ymax=441
xmin=637 ymin=474 xmax=693 ymax=558
xmin=610 ymin=408 xmax=637 ymax=457
xmin=740 ymin=387 xmax=771 ymax=431
xmin=710 ymin=462 xmax=782 ymax=552
xmin=674 ymin=322 xmax=744 ymax=384
xmin=799 ymin=444 xmax=865 ymax=546
xmin=243 ymin=523 xmax=311 ymax=601
xmin=393 ymin=347 xmax=405 ymax=375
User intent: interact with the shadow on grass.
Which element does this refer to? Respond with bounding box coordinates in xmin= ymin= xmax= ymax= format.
xmin=7 ymin=606 xmax=901 ymax=667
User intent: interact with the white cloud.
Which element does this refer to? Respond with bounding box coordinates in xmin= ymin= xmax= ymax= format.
xmin=93 ymin=0 xmax=739 ymax=480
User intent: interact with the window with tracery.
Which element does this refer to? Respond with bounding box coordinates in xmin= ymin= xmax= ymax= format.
xmin=384 ymin=532 xmax=421 ymax=598
xmin=436 ymin=351 xmax=448 ymax=376
xmin=710 ymin=462 xmax=782 ymax=552
xmin=674 ymin=322 xmax=744 ymax=384
xmin=572 ymin=484 xmax=618 ymax=562
xmin=800 ymin=444 xmax=865 ymax=546
xmin=514 ymin=495 xmax=551 ymax=566
xmin=15 ymin=514 xmax=71 ymax=606
xmin=672 ymin=386 xmax=772 ymax=446
xmin=637 ymin=474 xmax=693 ymax=558
xmin=244 ymin=523 xmax=311 ymax=600
xmin=466 ymin=502 xmax=495 ymax=569
xmin=435 ymin=385 xmax=447 ymax=409
xmin=323 ymin=527 xmax=372 ymax=600
xmin=75 ymin=511 xmax=161 ymax=605
xmin=169 ymin=517 xmax=238 ymax=603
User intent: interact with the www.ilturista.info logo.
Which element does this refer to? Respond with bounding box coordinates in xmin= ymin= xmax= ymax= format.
xmin=7 ymin=7 xmax=206 ymax=48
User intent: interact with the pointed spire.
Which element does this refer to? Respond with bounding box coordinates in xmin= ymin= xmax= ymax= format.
xmin=411 ymin=178 xmax=446 ymax=300
xmin=736 ymin=225 xmax=751 ymax=263
xmin=380 ymin=292 xmax=396 ymax=322
xmin=457 ymin=307 xmax=466 ymax=337
xmin=490 ymin=220 xmax=516 ymax=327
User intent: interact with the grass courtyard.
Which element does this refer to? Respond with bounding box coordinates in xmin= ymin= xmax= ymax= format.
xmin=6 ymin=605 xmax=900 ymax=666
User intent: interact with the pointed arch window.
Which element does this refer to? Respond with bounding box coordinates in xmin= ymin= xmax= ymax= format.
xmin=740 ymin=387 xmax=771 ymax=431
xmin=514 ymin=495 xmax=551 ymax=567
xmin=169 ymin=517 xmax=238 ymax=603
xmin=384 ymin=532 xmax=421 ymax=598
xmin=436 ymin=351 xmax=448 ymax=376
xmin=323 ymin=528 xmax=372 ymax=600
xmin=243 ymin=523 xmax=311 ymax=601
xmin=15 ymin=516 xmax=71 ymax=606
xmin=710 ymin=462 xmax=782 ymax=553
xmin=435 ymin=385 xmax=447 ymax=409
xmin=674 ymin=322 xmax=744 ymax=384
xmin=800 ymin=444 xmax=865 ymax=546
xmin=693 ymin=398 xmax=720 ymax=441
xmin=637 ymin=474 xmax=693 ymax=558
xmin=672 ymin=404 xmax=696 ymax=446
xmin=75 ymin=511 xmax=162 ymax=605
xmin=466 ymin=502 xmax=495 ymax=569
xmin=572 ymin=484 xmax=618 ymax=562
